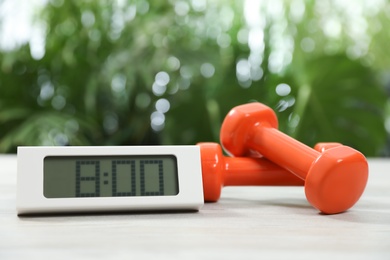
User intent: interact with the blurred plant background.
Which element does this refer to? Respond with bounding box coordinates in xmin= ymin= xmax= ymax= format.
xmin=0 ymin=0 xmax=389 ymax=156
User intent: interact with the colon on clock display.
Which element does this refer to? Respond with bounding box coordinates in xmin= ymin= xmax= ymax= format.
xmin=44 ymin=156 xmax=179 ymax=198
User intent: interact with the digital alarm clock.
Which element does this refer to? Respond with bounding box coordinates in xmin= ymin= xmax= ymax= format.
xmin=17 ymin=146 xmax=204 ymax=215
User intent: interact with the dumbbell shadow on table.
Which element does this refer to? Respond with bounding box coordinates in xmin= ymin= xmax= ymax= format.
xmin=197 ymin=142 xmax=344 ymax=203
xmin=220 ymin=102 xmax=369 ymax=215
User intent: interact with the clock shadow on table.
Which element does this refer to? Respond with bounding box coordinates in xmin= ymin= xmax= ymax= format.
xmin=17 ymin=209 xmax=200 ymax=219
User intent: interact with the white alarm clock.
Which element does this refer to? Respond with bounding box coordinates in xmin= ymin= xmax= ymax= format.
xmin=17 ymin=146 xmax=204 ymax=215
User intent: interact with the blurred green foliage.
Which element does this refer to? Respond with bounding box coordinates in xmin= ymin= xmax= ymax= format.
xmin=0 ymin=0 xmax=389 ymax=156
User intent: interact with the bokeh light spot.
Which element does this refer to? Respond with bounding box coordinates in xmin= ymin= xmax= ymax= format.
xmin=275 ymin=83 xmax=291 ymax=96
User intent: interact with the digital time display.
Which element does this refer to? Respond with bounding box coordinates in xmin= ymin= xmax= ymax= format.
xmin=44 ymin=155 xmax=179 ymax=198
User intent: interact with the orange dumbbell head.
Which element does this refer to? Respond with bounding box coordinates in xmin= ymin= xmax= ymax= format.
xmin=309 ymin=142 xmax=367 ymax=213
xmin=221 ymin=103 xmax=278 ymax=157
xmin=306 ymin=146 xmax=368 ymax=214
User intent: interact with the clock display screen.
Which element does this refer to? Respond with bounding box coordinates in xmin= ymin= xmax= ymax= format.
xmin=43 ymin=155 xmax=179 ymax=198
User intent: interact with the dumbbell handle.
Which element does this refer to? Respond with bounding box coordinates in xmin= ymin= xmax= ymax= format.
xmin=224 ymin=141 xmax=341 ymax=185
xmin=221 ymin=156 xmax=303 ymax=186
xmin=248 ymin=125 xmax=319 ymax=180
xmin=199 ymin=142 xmax=304 ymax=202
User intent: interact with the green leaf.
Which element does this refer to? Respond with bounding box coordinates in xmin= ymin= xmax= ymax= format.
xmin=289 ymin=55 xmax=386 ymax=156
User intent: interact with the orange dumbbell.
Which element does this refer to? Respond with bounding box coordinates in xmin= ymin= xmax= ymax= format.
xmin=198 ymin=142 xmax=304 ymax=202
xmin=220 ymin=102 xmax=368 ymax=214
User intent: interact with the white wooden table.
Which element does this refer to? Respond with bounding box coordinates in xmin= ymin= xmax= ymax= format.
xmin=1 ymin=155 xmax=389 ymax=259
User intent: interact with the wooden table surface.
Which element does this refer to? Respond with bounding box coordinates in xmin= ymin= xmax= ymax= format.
xmin=1 ymin=155 xmax=389 ymax=259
